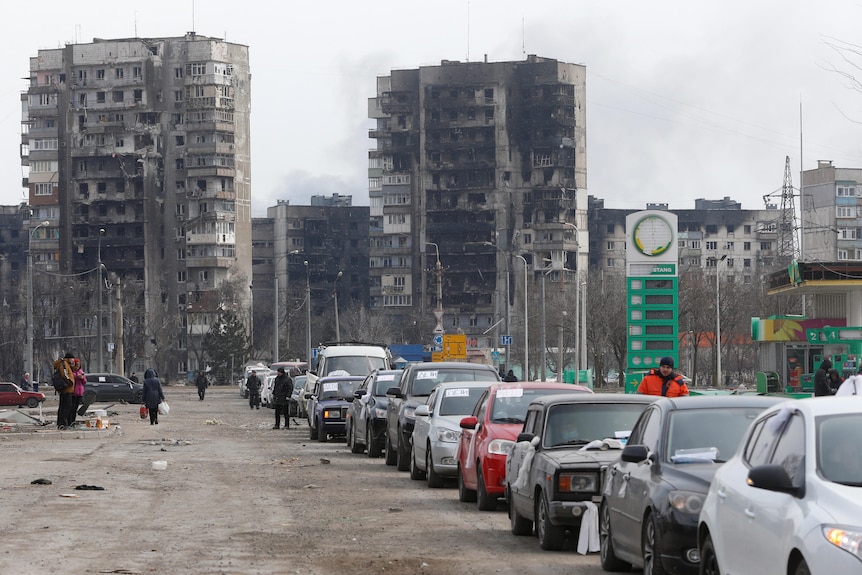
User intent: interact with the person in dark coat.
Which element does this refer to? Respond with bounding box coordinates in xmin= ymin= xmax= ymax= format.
xmin=246 ymin=370 xmax=262 ymax=409
xmin=503 ymin=369 xmax=518 ymax=382
xmin=52 ymin=352 xmax=76 ymax=429
xmin=195 ymin=371 xmax=209 ymax=401
xmin=272 ymin=367 xmax=294 ymax=429
xmin=814 ymin=358 xmax=834 ymax=396
xmin=142 ymin=368 xmax=165 ymax=425
xmin=828 ymin=368 xmax=843 ymax=394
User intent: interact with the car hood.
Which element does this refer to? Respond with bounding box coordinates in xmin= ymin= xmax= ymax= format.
xmin=809 ymin=480 xmax=862 ymax=525
xmin=660 ymin=462 xmax=721 ymax=492
xmin=483 ymin=422 xmax=523 ymax=441
xmin=429 ymin=414 xmax=468 ymax=430
xmin=548 ymin=448 xmax=625 ymax=466
xmin=317 ymin=398 xmax=349 ymax=409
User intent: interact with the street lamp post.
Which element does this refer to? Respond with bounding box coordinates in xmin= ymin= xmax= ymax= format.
xmin=714 ymin=254 xmax=727 ymax=386
xmin=97 ymin=228 xmax=106 ymax=372
xmin=333 ymin=271 xmax=343 ymax=341
xmin=483 ymin=242 xmax=510 ymax=371
xmin=540 ymin=269 xmax=547 ymax=382
xmin=425 ymin=242 xmax=444 ymax=336
xmin=304 ymin=260 xmax=312 ymax=364
xmin=515 ymin=254 xmax=529 ymax=380
xmin=26 ymin=220 xmax=50 ymax=379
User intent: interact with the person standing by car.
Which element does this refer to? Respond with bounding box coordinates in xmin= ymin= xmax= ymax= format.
xmin=142 ymin=368 xmax=165 ymax=425
xmin=246 ymin=370 xmax=262 ymax=410
xmin=814 ymin=358 xmax=834 ymax=396
xmin=195 ymin=371 xmax=209 ymax=401
xmin=503 ymin=369 xmax=518 ymax=382
xmin=20 ymin=372 xmax=31 ymax=391
xmin=272 ymin=367 xmax=293 ymax=429
xmin=129 ymin=372 xmax=139 ymax=383
xmin=52 ymin=352 xmax=76 ymax=429
xmin=637 ymin=356 xmax=689 ymax=397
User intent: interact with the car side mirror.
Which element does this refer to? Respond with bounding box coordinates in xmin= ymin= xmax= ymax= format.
xmin=304 ymin=392 xmax=312 ymax=399
xmin=415 ymin=404 xmax=431 ymax=417
xmin=386 ymin=386 xmax=405 ymax=399
xmin=460 ymin=416 xmax=478 ymax=430
xmin=516 ymin=432 xmax=535 ymax=443
xmin=747 ymin=464 xmax=803 ymax=497
xmin=621 ymin=444 xmax=650 ymax=463
xmin=344 ymin=396 xmax=354 ymax=403
xmin=355 ymin=389 xmax=368 ymax=397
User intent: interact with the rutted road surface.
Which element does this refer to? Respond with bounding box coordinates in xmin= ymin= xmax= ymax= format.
xmin=0 ymin=386 xmax=604 ymax=574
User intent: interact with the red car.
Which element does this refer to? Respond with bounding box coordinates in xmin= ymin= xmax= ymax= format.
xmin=0 ymin=382 xmax=46 ymax=408
xmin=456 ymin=381 xmax=592 ymax=510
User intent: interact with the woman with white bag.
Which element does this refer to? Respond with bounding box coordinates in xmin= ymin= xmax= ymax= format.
xmin=142 ymin=368 xmax=165 ymax=425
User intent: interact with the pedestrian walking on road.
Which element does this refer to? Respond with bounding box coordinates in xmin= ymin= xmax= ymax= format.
xmin=272 ymin=367 xmax=294 ymax=429
xmin=814 ymin=358 xmax=834 ymax=396
xmin=143 ymin=368 xmax=165 ymax=425
xmin=195 ymin=371 xmax=209 ymax=401
xmin=246 ymin=370 xmax=262 ymax=409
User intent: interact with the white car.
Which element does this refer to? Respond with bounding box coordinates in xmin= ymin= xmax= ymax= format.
xmin=260 ymin=373 xmax=276 ymax=407
xmin=698 ymin=397 xmax=862 ymax=575
xmin=410 ymin=381 xmax=493 ymax=487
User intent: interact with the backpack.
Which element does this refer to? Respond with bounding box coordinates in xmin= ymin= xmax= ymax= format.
xmin=52 ymin=369 xmax=69 ymax=392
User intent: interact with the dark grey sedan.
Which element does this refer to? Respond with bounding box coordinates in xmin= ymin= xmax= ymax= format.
xmin=84 ymin=373 xmax=144 ymax=404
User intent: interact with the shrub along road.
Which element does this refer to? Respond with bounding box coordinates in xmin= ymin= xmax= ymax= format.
xmin=0 ymin=386 xmax=604 ymax=574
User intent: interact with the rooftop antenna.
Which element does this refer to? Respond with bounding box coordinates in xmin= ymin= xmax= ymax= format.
xmin=522 ymin=16 xmax=526 ymax=57
xmin=134 ymin=11 xmax=137 ymax=37
xmin=192 ymin=0 xmax=196 ymax=33
xmin=466 ymin=0 xmax=470 ymax=62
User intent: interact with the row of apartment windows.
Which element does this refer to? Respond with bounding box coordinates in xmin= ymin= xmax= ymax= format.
xmin=370 ymin=257 xmax=411 ymax=268
xmin=80 ymin=89 xmax=143 ymax=106
xmin=836 ymin=185 xmax=861 ymax=197
xmin=75 ymin=66 xmax=143 ymax=84
xmin=836 ymin=206 xmax=862 ymax=218
xmin=684 ymin=240 xmax=772 ymax=251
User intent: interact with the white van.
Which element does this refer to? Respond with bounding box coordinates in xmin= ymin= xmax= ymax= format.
xmin=306 ymin=343 xmax=391 ymax=397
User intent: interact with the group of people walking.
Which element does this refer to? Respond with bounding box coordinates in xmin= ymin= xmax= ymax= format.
xmin=245 ymin=368 xmax=295 ymax=429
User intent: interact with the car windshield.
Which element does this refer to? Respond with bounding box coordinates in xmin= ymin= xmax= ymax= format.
xmin=544 ymin=402 xmax=649 ymax=447
xmin=438 ymin=387 xmax=487 ymax=416
xmin=372 ymin=372 xmax=401 ymax=396
xmin=817 ymin=413 xmax=862 ymax=486
xmin=491 ymin=387 xmax=588 ymax=424
xmin=319 ymin=379 xmax=362 ymax=401
xmin=666 ymin=407 xmax=764 ymax=463
xmin=412 ymin=369 xmax=498 ymax=397
xmin=325 ymin=356 xmax=387 ymax=377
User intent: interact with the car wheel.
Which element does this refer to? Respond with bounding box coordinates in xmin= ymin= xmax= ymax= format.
xmin=83 ymin=390 xmax=97 ymax=405
xmin=309 ymin=420 xmax=318 ymax=440
xmin=457 ymin=465 xmax=477 ymax=502
xmin=349 ymin=422 xmax=364 ymax=454
xmin=132 ymin=391 xmax=143 ymax=404
xmin=699 ymin=533 xmax=720 ymax=575
xmin=642 ymin=512 xmax=668 ymax=575
xmin=476 ymin=466 xmax=497 ymax=511
xmin=509 ymin=487 xmax=533 ymax=536
xmin=536 ymin=492 xmax=565 ymax=550
xmin=409 ymin=444 xmax=426 ymax=480
xmin=317 ymin=420 xmax=327 ymax=443
xmin=384 ymin=434 xmax=397 ymax=466
xmin=426 ymin=444 xmax=444 ymax=488
xmin=26 ymin=397 xmax=40 ymax=408
xmin=793 ymin=559 xmax=811 ymax=575
xmin=367 ymin=425 xmax=382 ymax=458
xmin=600 ymin=499 xmax=631 ymax=571
xmin=396 ymin=430 xmax=410 ymax=471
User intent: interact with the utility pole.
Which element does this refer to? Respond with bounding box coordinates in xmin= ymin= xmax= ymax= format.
xmin=426 ymin=243 xmax=444 ymax=336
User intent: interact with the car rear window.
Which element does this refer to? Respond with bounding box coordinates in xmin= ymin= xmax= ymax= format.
xmin=666 ymin=407 xmax=766 ymax=463
xmin=325 ymin=356 xmax=387 ymax=377
xmin=491 ymin=387 xmax=589 ymax=424
xmin=373 ymin=372 xmax=401 ymax=395
xmin=544 ymin=402 xmax=650 ymax=447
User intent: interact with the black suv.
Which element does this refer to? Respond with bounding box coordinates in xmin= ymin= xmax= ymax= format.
xmin=83 ymin=373 xmax=144 ymax=404
xmin=385 ymin=362 xmax=500 ymax=471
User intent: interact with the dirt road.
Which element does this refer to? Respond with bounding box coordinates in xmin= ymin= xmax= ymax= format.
xmin=0 ymin=386 xmax=605 ymax=574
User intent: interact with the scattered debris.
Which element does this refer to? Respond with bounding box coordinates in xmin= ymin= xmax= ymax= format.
xmin=31 ymin=478 xmax=52 ymax=485
xmin=320 ymin=458 xmax=330 ymax=465
xmin=388 ymin=508 xmax=403 ymax=513
xmin=205 ymin=419 xmax=224 ymax=425
xmin=75 ymin=484 xmax=104 ymax=491
xmin=59 ymin=493 xmax=78 ymax=498
xmin=303 ymin=484 xmax=320 ymax=489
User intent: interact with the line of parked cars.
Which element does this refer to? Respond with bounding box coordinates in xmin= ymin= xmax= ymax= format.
xmin=302 ymin=358 xmax=862 ymax=574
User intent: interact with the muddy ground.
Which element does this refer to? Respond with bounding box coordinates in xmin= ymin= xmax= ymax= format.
xmin=0 ymin=386 xmax=605 ymax=575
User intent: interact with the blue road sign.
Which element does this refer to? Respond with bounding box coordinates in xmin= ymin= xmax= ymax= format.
xmin=501 ymin=335 xmax=512 ymax=346
xmin=433 ymin=334 xmax=443 ymax=346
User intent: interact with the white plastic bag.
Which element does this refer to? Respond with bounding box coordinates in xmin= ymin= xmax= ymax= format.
xmin=158 ymin=402 xmax=170 ymax=415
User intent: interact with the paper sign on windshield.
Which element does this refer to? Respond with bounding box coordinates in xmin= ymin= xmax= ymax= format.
xmin=496 ymin=388 xmax=524 ymax=398
xmin=444 ymin=388 xmax=469 ymax=397
xmin=378 ymin=374 xmax=395 ymax=381
xmin=417 ymin=371 xmax=438 ymax=379
xmin=322 ymin=382 xmax=339 ymax=392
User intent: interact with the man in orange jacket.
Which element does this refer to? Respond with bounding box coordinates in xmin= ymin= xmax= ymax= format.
xmin=637 ymin=356 xmax=689 ymax=397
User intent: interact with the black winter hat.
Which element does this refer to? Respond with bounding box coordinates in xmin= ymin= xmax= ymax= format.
xmin=659 ymin=356 xmax=674 ymax=368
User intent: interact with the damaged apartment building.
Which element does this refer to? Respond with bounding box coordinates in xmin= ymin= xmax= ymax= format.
xmin=368 ymin=55 xmax=588 ymax=352
xmin=22 ymin=33 xmax=251 ymax=379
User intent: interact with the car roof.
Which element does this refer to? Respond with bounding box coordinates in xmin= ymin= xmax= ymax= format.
xmin=319 ymin=344 xmax=388 ymax=356
xmin=406 ymin=362 xmax=497 ymax=370
xmin=657 ymin=395 xmax=786 ymax=410
xmin=487 ymin=381 xmax=593 ymax=394
xmin=529 ymin=392 xmax=658 ymax=408
xmin=318 ymin=375 xmax=366 ymax=383
xmin=766 ymin=395 xmax=862 ymax=417
xmin=433 ymin=380 xmax=496 ymax=390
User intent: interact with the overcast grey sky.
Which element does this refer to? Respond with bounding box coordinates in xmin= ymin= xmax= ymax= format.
xmin=3 ymin=0 xmax=862 ymax=217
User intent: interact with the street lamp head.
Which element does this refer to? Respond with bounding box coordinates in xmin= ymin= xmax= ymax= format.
xmin=336 ymin=271 xmax=343 ymax=279
xmin=99 ymin=228 xmax=106 ymax=234
xmin=303 ymin=260 xmax=308 ymax=266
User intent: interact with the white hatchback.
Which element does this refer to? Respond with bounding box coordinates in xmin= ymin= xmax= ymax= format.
xmin=698 ymin=397 xmax=862 ymax=575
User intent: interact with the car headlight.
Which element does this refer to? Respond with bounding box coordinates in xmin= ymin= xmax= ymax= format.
xmin=558 ymin=471 xmax=599 ymax=493
xmin=824 ymin=526 xmax=862 ymax=560
xmin=488 ymin=439 xmax=515 ymax=455
xmin=373 ymin=407 xmax=387 ymax=419
xmin=323 ymin=409 xmax=341 ymax=419
xmin=435 ymin=428 xmax=461 ymax=443
xmin=404 ymin=407 xmax=415 ymax=419
xmin=668 ymin=490 xmax=705 ymax=514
